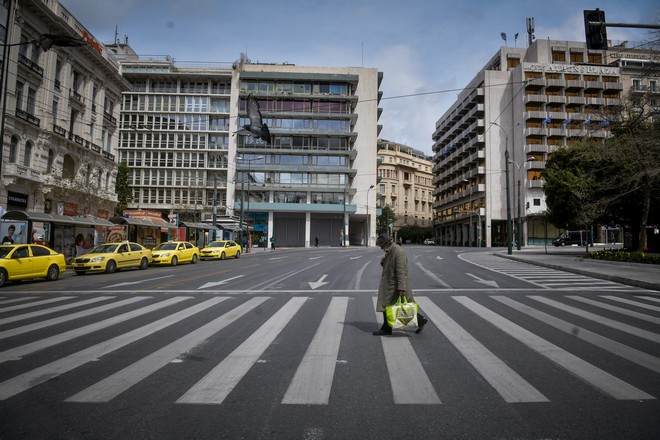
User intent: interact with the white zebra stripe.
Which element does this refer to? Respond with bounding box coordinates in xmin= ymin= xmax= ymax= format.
xmin=454 ymin=296 xmax=654 ymax=400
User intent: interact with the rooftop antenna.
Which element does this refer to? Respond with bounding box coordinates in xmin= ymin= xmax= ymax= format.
xmin=114 ymin=25 xmax=119 ymax=44
xmin=526 ymin=17 xmax=535 ymax=47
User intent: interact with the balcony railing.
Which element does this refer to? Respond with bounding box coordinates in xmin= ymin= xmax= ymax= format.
xmin=51 ymin=124 xmax=115 ymax=162
xmin=2 ymin=163 xmax=42 ymax=182
xmin=18 ymin=54 xmax=44 ymax=77
xmin=15 ymin=108 xmax=40 ymax=127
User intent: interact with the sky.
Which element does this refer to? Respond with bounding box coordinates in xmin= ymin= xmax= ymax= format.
xmin=60 ymin=0 xmax=659 ymax=156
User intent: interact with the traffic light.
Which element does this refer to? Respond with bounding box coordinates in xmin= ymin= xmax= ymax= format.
xmin=584 ymin=9 xmax=608 ymax=50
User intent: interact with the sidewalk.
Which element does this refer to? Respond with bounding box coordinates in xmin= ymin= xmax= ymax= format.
xmin=497 ymin=245 xmax=660 ymax=293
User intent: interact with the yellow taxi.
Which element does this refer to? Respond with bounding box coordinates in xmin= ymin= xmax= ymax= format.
xmin=71 ymin=241 xmax=152 ymax=275
xmin=0 ymin=244 xmax=67 ymax=287
xmin=151 ymin=241 xmax=200 ymax=266
xmin=200 ymin=240 xmax=242 ymax=260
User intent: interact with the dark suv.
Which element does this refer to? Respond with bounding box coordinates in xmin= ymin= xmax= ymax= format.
xmin=552 ymin=231 xmax=592 ymax=247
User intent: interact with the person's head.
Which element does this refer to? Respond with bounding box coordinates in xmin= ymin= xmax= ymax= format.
xmin=7 ymin=224 xmax=15 ymax=235
xmin=75 ymin=234 xmax=84 ymax=245
xmin=376 ymin=233 xmax=393 ymax=251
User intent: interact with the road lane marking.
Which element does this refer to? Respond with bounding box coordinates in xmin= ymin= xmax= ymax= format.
xmin=0 ymin=296 xmax=114 ymax=326
xmin=454 ymin=296 xmax=655 ymax=400
xmin=372 ymin=297 xmax=441 ymax=405
xmin=567 ymin=296 xmax=660 ymax=325
xmin=0 ymin=297 xmax=223 ymax=401
xmin=0 ymin=297 xmax=191 ymax=363
xmin=0 ymin=296 xmax=74 ymax=312
xmin=308 ymin=274 xmax=329 ymax=290
xmin=530 ymin=296 xmax=660 ymax=344
xmin=282 ymin=297 xmax=348 ymax=405
xmin=0 ymin=297 xmax=149 ymax=340
xmin=414 ymin=261 xmax=451 ymax=288
xmin=103 ymin=275 xmax=174 ymax=289
xmin=415 ymin=297 xmax=547 ymax=403
xmin=177 ymin=297 xmax=308 ymax=405
xmin=493 ymin=296 xmax=660 ymax=374
xmin=67 ymin=297 xmax=269 ymax=403
xmin=601 ymin=295 xmax=660 ymax=312
xmin=198 ymin=275 xmax=245 ymax=289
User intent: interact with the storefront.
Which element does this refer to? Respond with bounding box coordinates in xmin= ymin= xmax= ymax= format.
xmin=178 ymin=222 xmax=220 ymax=248
xmin=1 ymin=210 xmax=114 ymax=264
xmin=108 ymin=216 xmax=177 ymax=249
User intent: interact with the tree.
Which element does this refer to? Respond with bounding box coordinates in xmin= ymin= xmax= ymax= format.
xmin=542 ymin=104 xmax=660 ymax=251
xmin=114 ymin=162 xmax=132 ymax=216
xmin=376 ymin=205 xmax=397 ymax=235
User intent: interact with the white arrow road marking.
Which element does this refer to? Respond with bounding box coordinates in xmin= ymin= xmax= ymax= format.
xmin=198 ymin=275 xmax=245 ymax=290
xmin=414 ymin=262 xmax=451 ymax=288
xmin=309 ymin=274 xmax=329 ymax=290
xmin=436 ymin=256 xmax=444 ymax=260
xmin=466 ymin=273 xmax=499 ymax=288
xmin=104 ymin=275 xmax=174 ymax=289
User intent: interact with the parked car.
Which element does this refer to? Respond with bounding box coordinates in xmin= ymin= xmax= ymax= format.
xmin=552 ymin=231 xmax=593 ymax=247
xmin=71 ymin=242 xmax=152 ymax=275
xmin=151 ymin=241 xmax=200 ymax=266
xmin=0 ymin=244 xmax=66 ymax=287
xmin=423 ymin=238 xmax=436 ymax=245
xmin=200 ymin=240 xmax=241 ymax=260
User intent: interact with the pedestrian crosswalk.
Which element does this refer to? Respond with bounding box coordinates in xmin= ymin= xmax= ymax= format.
xmin=0 ymin=292 xmax=659 ymax=406
xmin=460 ymin=252 xmax=638 ymax=290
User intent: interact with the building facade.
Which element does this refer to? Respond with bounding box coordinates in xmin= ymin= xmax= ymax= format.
xmin=432 ymin=39 xmax=622 ymax=247
xmin=0 ymin=0 xmax=128 ymax=252
xmin=376 ymin=139 xmax=434 ymax=232
xmin=112 ymin=49 xmax=383 ymax=247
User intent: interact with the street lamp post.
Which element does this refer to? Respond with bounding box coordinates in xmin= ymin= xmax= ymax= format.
xmin=463 ymin=178 xmax=472 ymax=247
xmin=236 ymin=155 xmax=263 ymax=253
xmin=0 ymin=31 xmax=88 ymax=179
xmin=367 ymin=184 xmax=374 ymax=246
xmin=509 ymin=158 xmax=534 ymax=250
xmin=491 ymin=122 xmax=517 ymax=255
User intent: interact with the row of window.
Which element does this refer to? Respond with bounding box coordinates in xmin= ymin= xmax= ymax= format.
xmin=240 ymin=80 xmax=350 ymax=96
xmin=120 ymin=151 xmax=348 ymax=169
xmin=123 ymin=95 xmax=231 ymax=113
xmin=240 ymin=98 xmax=352 ymax=114
xmin=238 ymin=117 xmax=351 ymax=132
xmin=120 ymin=133 xmax=226 ymax=150
xmin=130 ymin=80 xmax=231 ymax=94
xmin=238 ymin=135 xmax=350 ymax=150
xmin=130 ymin=188 xmax=351 ymax=207
xmin=121 ymin=114 xmax=230 ymax=131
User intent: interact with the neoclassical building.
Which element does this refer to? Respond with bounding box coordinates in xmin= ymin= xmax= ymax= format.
xmin=376 ymin=139 xmax=434 ymax=231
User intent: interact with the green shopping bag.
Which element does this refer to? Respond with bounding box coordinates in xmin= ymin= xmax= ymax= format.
xmin=385 ymin=296 xmax=419 ymax=330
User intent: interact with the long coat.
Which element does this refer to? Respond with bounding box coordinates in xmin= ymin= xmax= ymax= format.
xmin=376 ymin=243 xmax=413 ymax=312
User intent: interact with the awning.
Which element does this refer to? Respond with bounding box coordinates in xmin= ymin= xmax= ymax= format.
xmin=2 ymin=210 xmax=114 ymax=227
xmin=109 ymin=216 xmax=178 ymax=229
xmin=179 ymin=221 xmax=220 ymax=230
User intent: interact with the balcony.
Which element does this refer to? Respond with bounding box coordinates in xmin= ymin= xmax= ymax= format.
xmin=2 ymin=163 xmax=42 ymax=183
xmin=103 ymin=111 xmax=117 ymax=125
xmin=15 ymin=108 xmax=40 ymax=127
xmin=17 ymin=54 xmax=44 ymax=78
xmin=69 ymin=90 xmax=85 ymax=109
xmin=51 ymin=124 xmax=116 ymax=162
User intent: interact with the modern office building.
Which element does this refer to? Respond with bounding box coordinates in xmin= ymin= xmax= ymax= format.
xmin=0 ymin=0 xmax=128 ymax=253
xmin=376 ymin=138 xmax=434 ymax=234
xmin=432 ymin=39 xmax=622 ymax=247
xmin=110 ymin=47 xmax=383 ymax=247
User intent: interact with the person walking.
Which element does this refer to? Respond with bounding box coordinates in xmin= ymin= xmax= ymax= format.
xmin=315 ymin=236 xmax=319 ymax=247
xmin=373 ymin=233 xmax=428 ymax=336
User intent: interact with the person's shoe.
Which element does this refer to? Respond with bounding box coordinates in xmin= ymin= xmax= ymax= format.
xmin=416 ymin=315 xmax=428 ymax=334
xmin=372 ymin=328 xmax=392 ymax=336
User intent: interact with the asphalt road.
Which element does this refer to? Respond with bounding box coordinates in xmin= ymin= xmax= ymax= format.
xmin=0 ymin=246 xmax=659 ymax=440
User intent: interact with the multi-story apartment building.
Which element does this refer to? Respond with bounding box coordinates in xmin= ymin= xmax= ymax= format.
xmin=376 ymin=139 xmax=434 ymax=232
xmin=432 ymin=39 xmax=622 ymax=247
xmin=0 ymin=0 xmax=128 ymax=254
xmin=111 ymin=47 xmax=382 ymax=247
